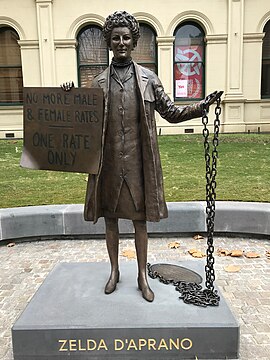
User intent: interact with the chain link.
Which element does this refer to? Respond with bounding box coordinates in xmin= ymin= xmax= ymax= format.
xmin=148 ymin=97 xmax=222 ymax=307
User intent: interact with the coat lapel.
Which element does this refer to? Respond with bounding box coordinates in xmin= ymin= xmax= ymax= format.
xmin=96 ymin=67 xmax=110 ymax=100
xmin=134 ymin=62 xmax=149 ymax=98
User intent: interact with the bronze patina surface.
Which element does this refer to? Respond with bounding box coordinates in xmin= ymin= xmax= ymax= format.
xmin=82 ymin=11 xmax=222 ymax=303
xmin=20 ymin=87 xmax=103 ymax=174
xmin=149 ymin=263 xmax=202 ymax=284
xmin=57 ymin=10 xmax=223 ymax=303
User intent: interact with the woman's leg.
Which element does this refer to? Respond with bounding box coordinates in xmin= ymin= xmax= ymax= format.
xmin=133 ymin=220 xmax=154 ymax=302
xmin=104 ymin=217 xmax=120 ymax=294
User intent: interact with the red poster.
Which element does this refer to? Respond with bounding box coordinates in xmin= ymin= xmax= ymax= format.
xmin=175 ymin=45 xmax=203 ymax=99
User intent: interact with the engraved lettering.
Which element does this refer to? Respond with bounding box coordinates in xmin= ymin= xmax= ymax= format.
xmin=47 ymin=150 xmax=76 ymax=166
xmin=87 ymin=339 xmax=97 ymax=351
xmin=78 ymin=339 xmax=86 ymax=351
xmin=138 ymin=338 xmax=147 ymax=350
xmin=157 ymin=338 xmax=169 ymax=351
xmin=37 ymin=108 xmax=72 ymax=122
xmin=69 ymin=339 xmax=77 ymax=351
xmin=74 ymin=110 xmax=99 ymax=123
xmin=57 ymin=337 xmax=193 ymax=353
xmin=58 ymin=339 xmax=68 ymax=352
xmin=98 ymin=339 xmax=108 ymax=351
xmin=148 ymin=338 xmax=156 ymax=350
xmin=115 ymin=339 xmax=124 ymax=351
xmin=26 ymin=108 xmax=33 ymax=120
xmin=73 ymin=93 xmax=97 ymax=106
xmin=126 ymin=339 xmax=138 ymax=351
xmin=62 ymin=134 xmax=90 ymax=150
xmin=169 ymin=338 xmax=180 ymax=350
xmin=42 ymin=92 xmax=70 ymax=105
xmin=62 ymin=133 xmax=68 ymax=148
xmin=181 ymin=338 xmax=193 ymax=350
xmin=32 ymin=132 xmax=54 ymax=149
xmin=26 ymin=93 xmax=38 ymax=104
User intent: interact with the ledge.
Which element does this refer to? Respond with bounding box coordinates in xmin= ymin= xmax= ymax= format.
xmin=0 ymin=201 xmax=269 ymax=243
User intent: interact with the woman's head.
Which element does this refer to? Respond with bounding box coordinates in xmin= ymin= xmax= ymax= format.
xmin=103 ymin=11 xmax=140 ymax=49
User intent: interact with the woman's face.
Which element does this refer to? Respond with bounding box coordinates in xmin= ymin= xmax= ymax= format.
xmin=110 ymin=27 xmax=134 ymax=62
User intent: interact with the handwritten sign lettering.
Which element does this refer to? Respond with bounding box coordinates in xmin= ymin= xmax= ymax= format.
xmin=20 ymin=87 xmax=103 ymax=174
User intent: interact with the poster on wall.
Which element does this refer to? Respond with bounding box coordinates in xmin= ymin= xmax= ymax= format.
xmin=175 ymin=79 xmax=188 ymax=98
xmin=174 ymin=45 xmax=204 ymax=99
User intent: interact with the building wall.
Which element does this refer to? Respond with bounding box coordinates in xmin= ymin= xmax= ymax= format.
xmin=0 ymin=0 xmax=270 ymax=138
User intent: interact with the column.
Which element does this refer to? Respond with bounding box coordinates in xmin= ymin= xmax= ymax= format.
xmin=226 ymin=0 xmax=244 ymax=98
xmin=156 ymin=36 xmax=175 ymax=133
xmin=223 ymin=0 xmax=246 ymax=132
xmin=36 ymin=0 xmax=56 ymax=86
xmin=205 ymin=34 xmax=227 ymax=94
xmin=18 ymin=40 xmax=41 ymax=86
xmin=54 ymin=39 xmax=77 ymax=86
xmin=156 ymin=36 xmax=175 ymax=97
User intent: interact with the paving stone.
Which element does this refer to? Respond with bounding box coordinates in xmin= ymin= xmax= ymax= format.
xmin=0 ymin=235 xmax=269 ymax=359
xmin=254 ymin=323 xmax=270 ymax=333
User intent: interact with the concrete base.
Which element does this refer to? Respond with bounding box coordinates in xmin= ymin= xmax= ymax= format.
xmin=12 ymin=262 xmax=239 ymax=359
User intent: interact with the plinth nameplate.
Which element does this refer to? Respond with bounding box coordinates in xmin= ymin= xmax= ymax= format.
xmin=20 ymin=87 xmax=104 ymax=174
xmin=12 ymin=262 xmax=239 ymax=359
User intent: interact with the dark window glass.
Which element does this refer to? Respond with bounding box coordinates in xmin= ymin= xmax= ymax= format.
xmin=174 ymin=22 xmax=205 ymax=100
xmin=132 ymin=23 xmax=157 ymax=73
xmin=77 ymin=26 xmax=108 ymax=87
xmin=0 ymin=27 xmax=23 ymax=104
xmin=261 ymin=21 xmax=270 ymax=98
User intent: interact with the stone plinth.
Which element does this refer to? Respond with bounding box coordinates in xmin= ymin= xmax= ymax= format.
xmin=12 ymin=262 xmax=239 ymax=359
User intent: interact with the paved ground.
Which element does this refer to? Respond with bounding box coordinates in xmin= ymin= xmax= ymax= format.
xmin=0 ymin=235 xmax=269 ymax=359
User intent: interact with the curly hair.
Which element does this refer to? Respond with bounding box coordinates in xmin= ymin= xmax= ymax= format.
xmin=103 ymin=11 xmax=140 ymax=49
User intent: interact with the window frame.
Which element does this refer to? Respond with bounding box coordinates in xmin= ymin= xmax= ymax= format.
xmin=0 ymin=26 xmax=23 ymax=106
xmin=76 ymin=25 xmax=109 ymax=87
xmin=173 ymin=21 xmax=205 ymax=102
xmin=132 ymin=22 xmax=158 ymax=74
xmin=261 ymin=21 xmax=270 ymax=99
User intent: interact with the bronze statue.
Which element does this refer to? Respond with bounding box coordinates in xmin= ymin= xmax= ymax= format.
xmin=63 ymin=11 xmax=222 ymax=302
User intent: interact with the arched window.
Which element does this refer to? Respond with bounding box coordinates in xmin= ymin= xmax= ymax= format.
xmin=132 ymin=23 xmax=157 ymax=73
xmin=0 ymin=27 xmax=23 ymax=105
xmin=261 ymin=21 xmax=270 ymax=98
xmin=77 ymin=25 xmax=108 ymax=87
xmin=174 ymin=22 xmax=205 ymax=101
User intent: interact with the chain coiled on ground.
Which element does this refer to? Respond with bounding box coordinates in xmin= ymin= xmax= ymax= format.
xmin=147 ymin=263 xmax=219 ymax=307
xmin=148 ymin=98 xmax=222 ymax=307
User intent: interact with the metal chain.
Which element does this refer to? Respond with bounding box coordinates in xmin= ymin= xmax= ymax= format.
xmin=147 ymin=98 xmax=222 ymax=307
xmin=147 ymin=263 xmax=219 ymax=307
xmin=202 ymin=98 xmax=221 ymax=293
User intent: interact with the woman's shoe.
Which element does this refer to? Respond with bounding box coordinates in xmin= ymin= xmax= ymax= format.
xmin=138 ymin=278 xmax=154 ymax=302
xmin=104 ymin=270 xmax=120 ymax=294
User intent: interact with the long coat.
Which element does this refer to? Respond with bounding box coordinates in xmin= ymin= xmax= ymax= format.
xmin=84 ymin=62 xmax=203 ymax=223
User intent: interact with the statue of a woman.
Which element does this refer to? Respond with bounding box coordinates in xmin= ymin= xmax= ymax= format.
xmin=64 ymin=10 xmax=222 ymax=302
